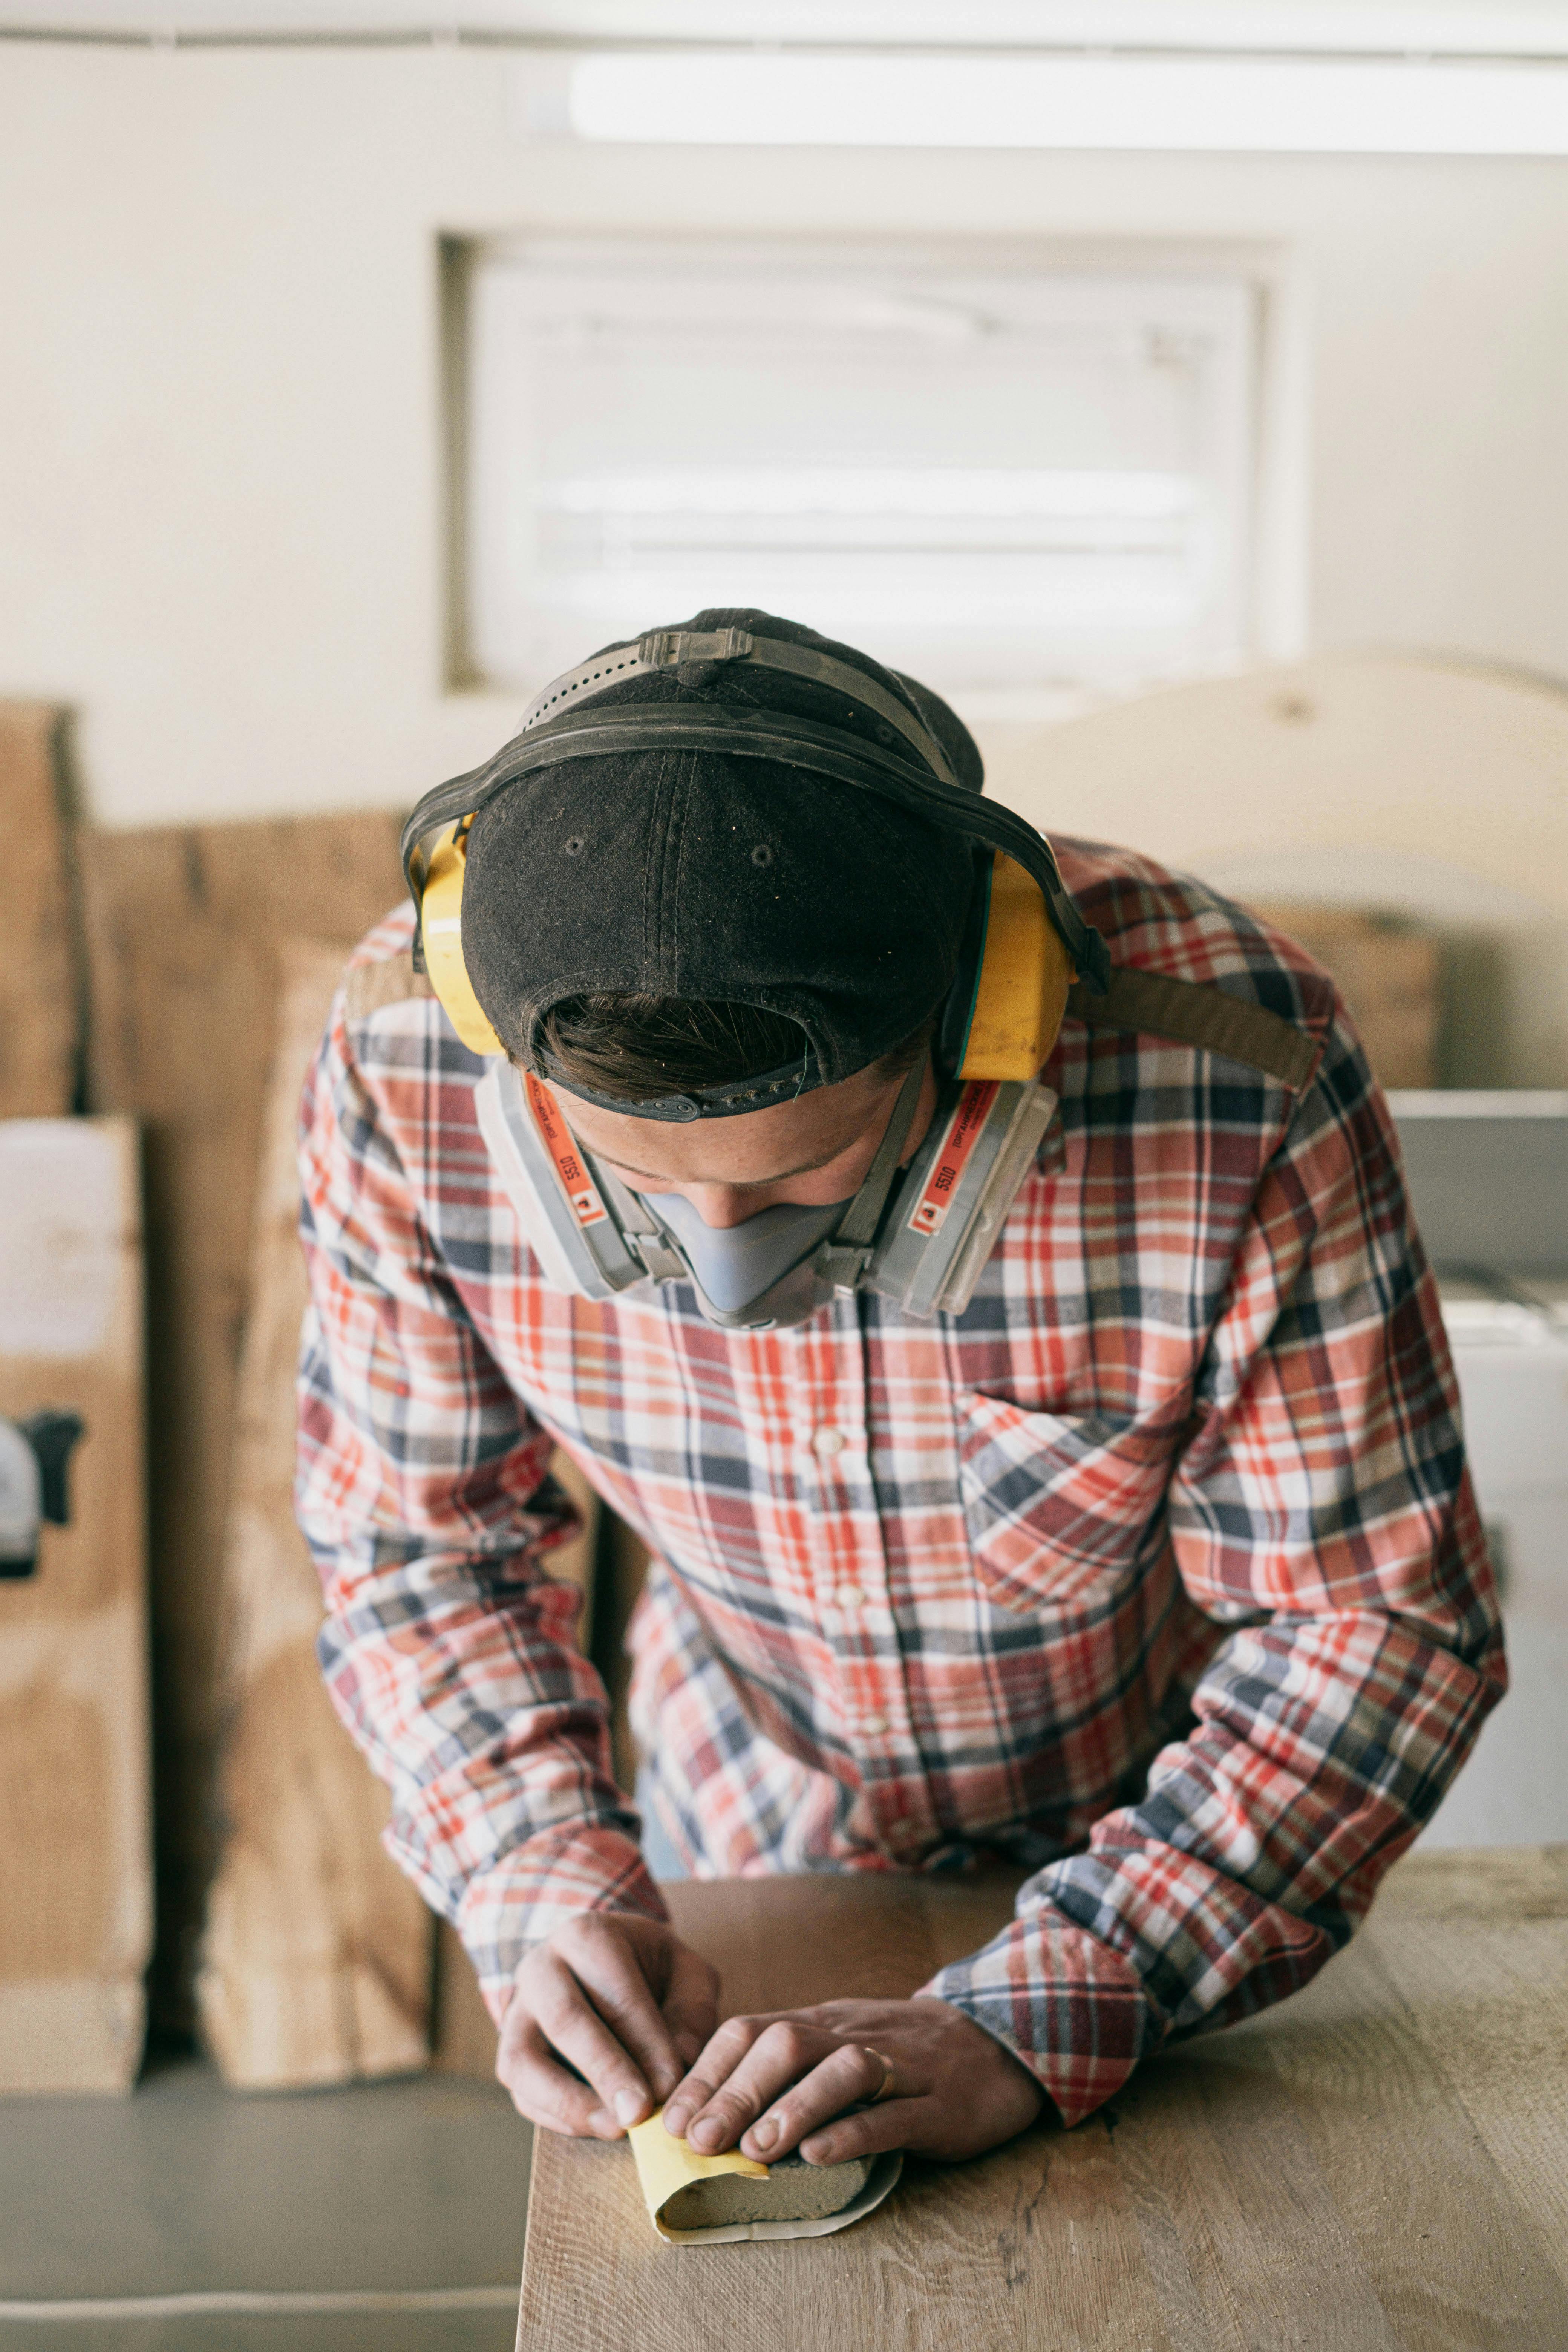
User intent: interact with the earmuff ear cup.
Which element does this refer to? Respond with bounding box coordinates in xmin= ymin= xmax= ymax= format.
xmin=948 ymin=853 xmax=1073 ymax=1083
xmin=420 ymin=823 xmax=507 ymax=1057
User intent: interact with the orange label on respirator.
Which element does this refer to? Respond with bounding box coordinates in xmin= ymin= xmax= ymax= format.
xmin=908 ymin=1081 xmax=998 ymax=1237
xmin=525 ymin=1073 xmax=609 ymax=1228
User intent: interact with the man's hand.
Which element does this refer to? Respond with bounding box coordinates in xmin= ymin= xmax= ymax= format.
xmin=495 ymin=1914 xmax=720 ymax=2138
xmin=659 ymin=1997 xmax=1044 ymax=2167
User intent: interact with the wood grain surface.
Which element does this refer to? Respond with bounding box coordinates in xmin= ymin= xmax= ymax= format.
xmin=518 ymin=1848 xmax=1568 ymax=2352
xmin=0 ymin=1118 xmax=151 ymax=2091
xmin=79 ymin=818 xmax=609 ymax=2038
xmin=0 ymin=703 xmax=81 ymax=1120
xmin=194 ymin=942 xmax=433 ymax=2088
xmin=80 ymin=815 xmax=406 ymax=2030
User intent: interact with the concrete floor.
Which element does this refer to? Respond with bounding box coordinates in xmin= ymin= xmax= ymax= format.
xmin=0 ymin=2048 xmax=530 ymax=2350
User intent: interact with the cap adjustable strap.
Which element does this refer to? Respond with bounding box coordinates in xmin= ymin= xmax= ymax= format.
xmin=510 ymin=626 xmax=959 ymax=789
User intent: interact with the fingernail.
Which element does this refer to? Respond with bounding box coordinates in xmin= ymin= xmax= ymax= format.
xmin=588 ymin=2109 xmax=621 ymax=2136
xmin=749 ymin=2118 xmax=778 ymax=2152
xmin=689 ymin=2118 xmax=723 ymax=2149
xmin=801 ymin=2135 xmax=832 ymax=2165
xmin=614 ymin=2089 xmax=646 ymax=2126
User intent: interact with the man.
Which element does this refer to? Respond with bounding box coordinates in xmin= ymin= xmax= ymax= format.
xmin=297 ymin=608 xmax=1502 ymax=2176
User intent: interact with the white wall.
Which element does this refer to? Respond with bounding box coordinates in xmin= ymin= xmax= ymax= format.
xmin=4 ymin=42 xmax=1568 ymax=849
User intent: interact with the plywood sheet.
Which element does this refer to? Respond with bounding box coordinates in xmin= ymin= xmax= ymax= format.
xmin=194 ymin=942 xmax=431 ymax=2088
xmin=0 ymin=1117 xmax=150 ymax=2092
xmin=0 ymin=703 xmax=79 ymax=1119
xmin=79 ymin=814 xmax=406 ymax=2031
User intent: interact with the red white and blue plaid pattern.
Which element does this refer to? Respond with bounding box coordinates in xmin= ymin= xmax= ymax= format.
xmin=296 ymin=840 xmax=1504 ymax=2128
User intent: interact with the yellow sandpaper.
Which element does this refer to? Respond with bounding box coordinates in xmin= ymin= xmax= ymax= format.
xmin=628 ymin=2110 xmax=770 ymax=2217
xmin=626 ymin=2109 xmax=903 ymax=2248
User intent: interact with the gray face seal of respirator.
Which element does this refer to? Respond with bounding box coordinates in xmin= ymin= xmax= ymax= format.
xmin=475 ymin=1055 xmax=1057 ymax=1330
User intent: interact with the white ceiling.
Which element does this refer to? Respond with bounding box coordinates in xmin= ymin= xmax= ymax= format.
xmin=9 ymin=0 xmax=1568 ymax=52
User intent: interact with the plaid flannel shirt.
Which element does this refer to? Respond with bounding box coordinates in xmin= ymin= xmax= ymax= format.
xmin=296 ymin=838 xmax=1504 ymax=2128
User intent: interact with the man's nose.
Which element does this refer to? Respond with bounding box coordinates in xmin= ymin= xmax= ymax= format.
xmin=680 ymin=1185 xmax=771 ymax=1230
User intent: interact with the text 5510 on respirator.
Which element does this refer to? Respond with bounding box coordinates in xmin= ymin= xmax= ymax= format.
xmin=399 ymin=628 xmax=1109 ymax=1331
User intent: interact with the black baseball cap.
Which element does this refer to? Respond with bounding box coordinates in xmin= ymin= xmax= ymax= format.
xmin=460 ymin=609 xmax=989 ymax=1117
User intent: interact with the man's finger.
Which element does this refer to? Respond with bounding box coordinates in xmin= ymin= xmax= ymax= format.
xmin=799 ymin=2093 xmax=935 ymax=2167
xmin=737 ymin=2041 xmax=886 ymax=2161
xmin=495 ymin=2013 xmax=620 ymax=2138
xmin=530 ymin=1951 xmax=665 ymax=2127
xmin=562 ymin=1929 xmax=691 ymax=2106
xmin=660 ymin=2015 xmax=775 ymax=2139
xmin=680 ymin=2018 xmax=839 ymax=2153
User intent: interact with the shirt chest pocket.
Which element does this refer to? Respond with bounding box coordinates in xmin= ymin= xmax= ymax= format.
xmin=956 ymin=1389 xmax=1177 ymax=1613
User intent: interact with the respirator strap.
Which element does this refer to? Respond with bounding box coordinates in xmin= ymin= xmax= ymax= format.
xmin=591 ymin=1161 xmax=691 ymax=1283
xmin=819 ymin=1055 xmax=929 ymax=1286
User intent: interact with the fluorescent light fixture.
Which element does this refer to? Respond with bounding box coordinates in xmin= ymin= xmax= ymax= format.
xmin=564 ymin=50 xmax=1568 ymax=154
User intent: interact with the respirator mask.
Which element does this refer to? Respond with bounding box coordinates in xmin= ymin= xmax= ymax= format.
xmin=401 ymin=622 xmax=1109 ymax=1332
xmin=473 ymin=1052 xmax=1058 ymax=1329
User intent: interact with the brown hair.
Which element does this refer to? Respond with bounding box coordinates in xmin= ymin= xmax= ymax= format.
xmin=533 ymin=993 xmax=931 ymax=1105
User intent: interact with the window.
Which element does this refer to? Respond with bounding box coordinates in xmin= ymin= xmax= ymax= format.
xmin=459 ymin=238 xmax=1272 ymax=709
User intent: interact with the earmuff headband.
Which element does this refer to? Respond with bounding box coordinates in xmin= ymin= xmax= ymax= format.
xmin=406 ymin=705 xmax=1101 ymax=972
xmin=512 ymin=624 xmax=960 ymax=787
xmin=401 ymin=635 xmax=1109 ymax=999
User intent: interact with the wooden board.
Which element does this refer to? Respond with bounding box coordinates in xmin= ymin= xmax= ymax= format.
xmin=79 ymin=814 xmax=406 ymax=2033
xmin=0 ymin=1117 xmax=151 ymax=2092
xmin=518 ymin=1848 xmax=1568 ymax=2352
xmin=194 ymin=941 xmax=432 ymax=2088
xmin=0 ymin=703 xmax=80 ymax=1119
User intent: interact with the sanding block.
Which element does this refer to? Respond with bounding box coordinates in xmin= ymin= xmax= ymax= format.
xmin=627 ymin=2110 xmax=902 ymax=2246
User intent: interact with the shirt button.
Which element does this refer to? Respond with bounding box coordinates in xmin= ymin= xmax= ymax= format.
xmin=861 ymin=1712 xmax=887 ymax=1737
xmin=812 ymin=1427 xmax=846 ymax=1457
xmin=835 ymin=1583 xmax=867 ymax=1611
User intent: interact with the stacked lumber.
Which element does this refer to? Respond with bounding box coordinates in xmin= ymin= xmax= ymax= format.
xmin=194 ymin=942 xmax=433 ymax=2087
xmin=80 ymin=816 xmax=407 ymax=2034
xmin=0 ymin=722 xmax=620 ymax=2087
xmin=0 ymin=1118 xmax=151 ymax=2092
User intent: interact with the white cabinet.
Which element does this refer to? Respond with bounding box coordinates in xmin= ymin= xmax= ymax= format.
xmin=1421 ymin=1289 xmax=1568 ymax=1848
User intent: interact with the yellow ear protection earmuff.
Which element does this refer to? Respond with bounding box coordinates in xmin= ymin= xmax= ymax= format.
xmin=410 ymin=815 xmax=501 ymax=1057
xmin=400 ymin=626 xmax=1108 ymax=1078
xmin=939 ymin=851 xmax=1077 ymax=1083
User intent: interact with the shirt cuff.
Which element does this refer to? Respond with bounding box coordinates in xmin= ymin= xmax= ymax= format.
xmin=454 ymin=1822 xmax=671 ymax=2025
xmin=918 ymin=1905 xmax=1165 ymax=2129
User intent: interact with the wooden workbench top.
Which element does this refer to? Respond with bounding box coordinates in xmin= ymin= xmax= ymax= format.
xmin=517 ymin=1847 xmax=1568 ymax=2351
